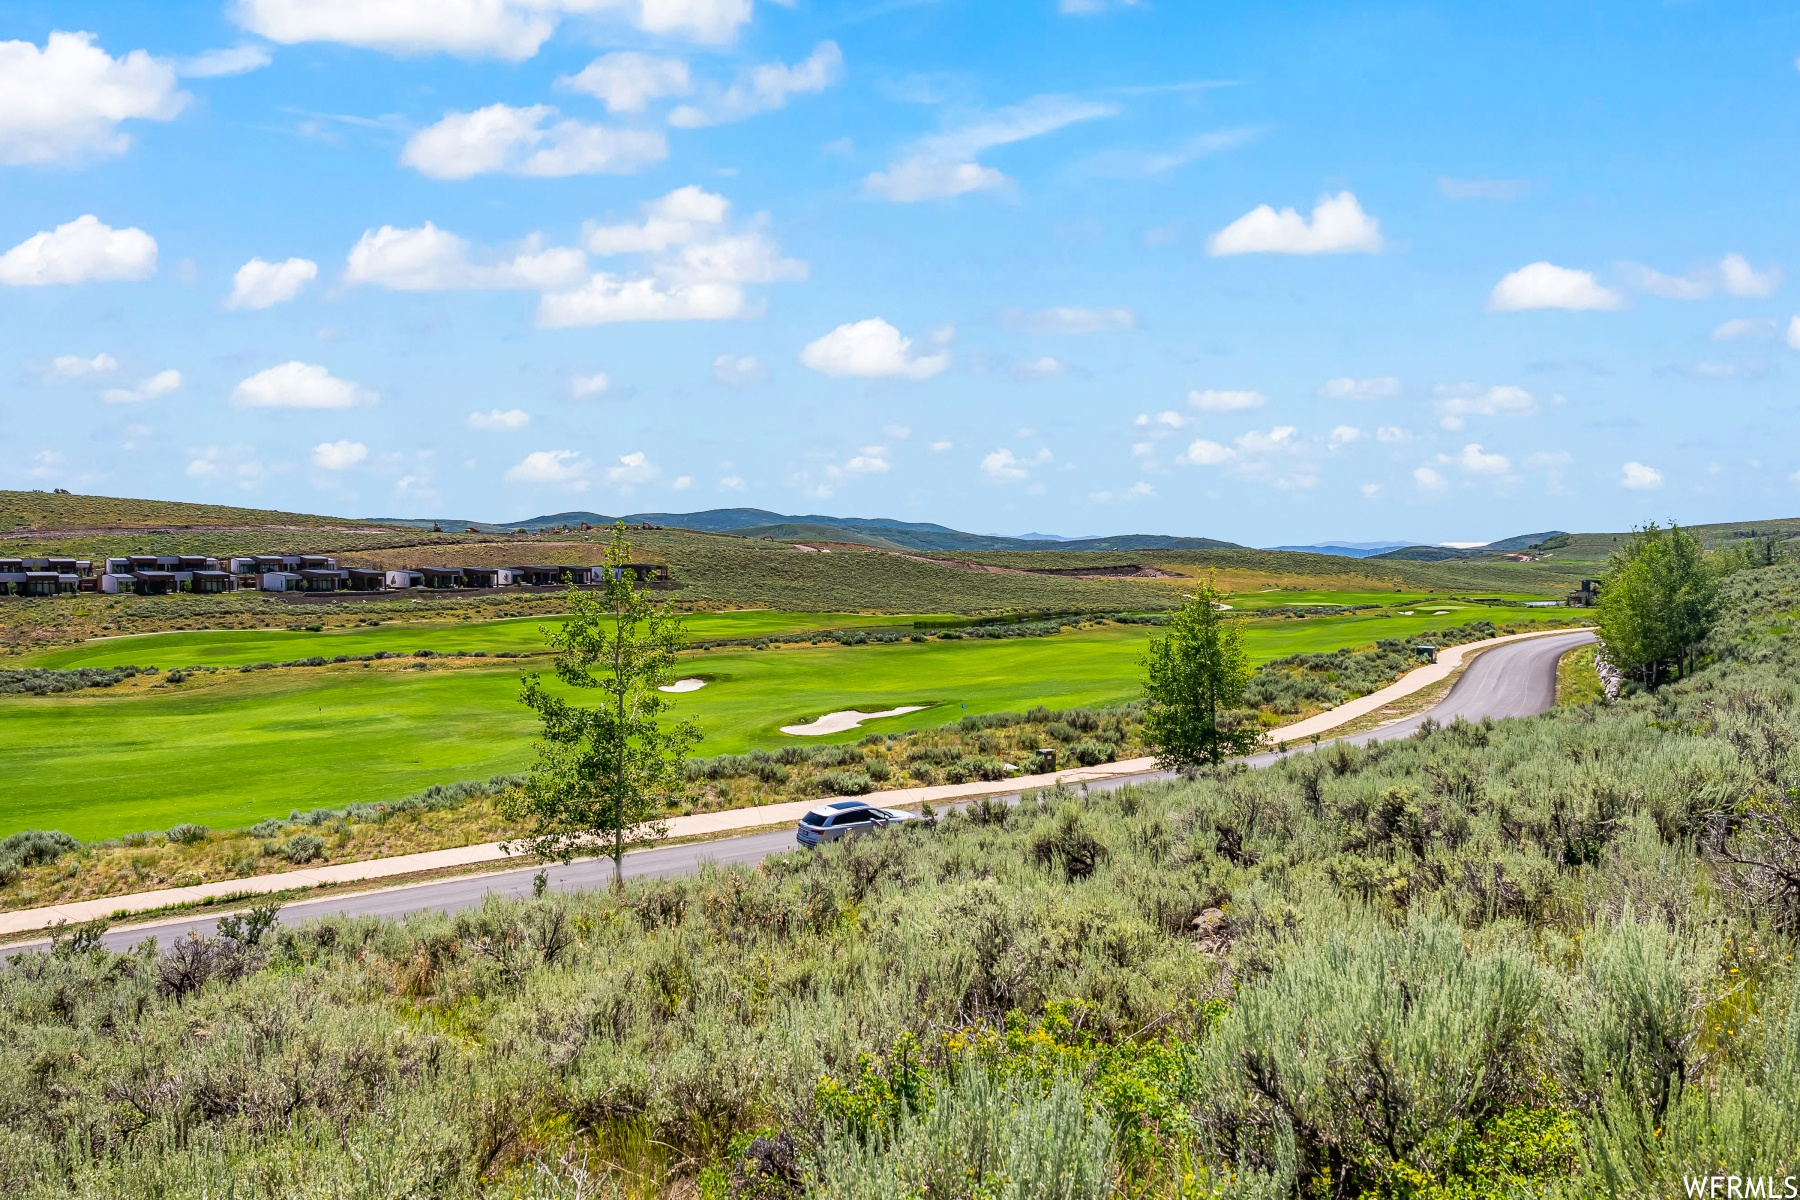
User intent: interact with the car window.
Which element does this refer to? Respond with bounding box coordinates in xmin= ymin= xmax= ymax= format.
xmin=801 ymin=813 xmax=827 ymax=827
xmin=831 ymin=810 xmax=868 ymax=826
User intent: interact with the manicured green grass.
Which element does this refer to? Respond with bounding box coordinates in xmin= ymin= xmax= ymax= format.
xmin=1222 ymin=589 xmax=1552 ymax=609
xmin=19 ymin=611 xmax=933 ymax=671
xmin=0 ymin=607 xmax=1585 ymax=840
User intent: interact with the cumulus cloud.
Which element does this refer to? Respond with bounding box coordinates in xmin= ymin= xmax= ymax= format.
xmin=560 ymin=51 xmax=690 ymax=112
xmin=232 ymin=361 xmax=375 ymax=409
xmin=1453 ymin=443 xmax=1510 ymax=475
xmin=866 ymin=94 xmax=1117 ymax=202
xmin=713 ymin=354 xmax=767 ymax=384
xmin=1135 ymin=411 xmax=1186 ymax=429
xmin=312 ymin=439 xmax=367 ymax=469
xmin=607 ymin=450 xmax=660 ymax=491
xmin=1000 ymin=305 xmax=1136 ymax=334
xmin=1788 ymin=316 xmax=1800 ymax=351
xmin=1329 ymin=425 xmax=1362 ymax=444
xmin=345 ymin=223 xmax=586 ymax=291
xmin=400 ymin=103 xmax=667 ymax=179
xmin=0 ymin=32 xmax=186 ymax=166
xmin=570 ymin=372 xmax=610 ymax=397
xmin=1319 ymin=375 xmax=1400 ymax=400
xmin=1376 ymin=426 xmax=1412 ymax=443
xmin=227 ymin=256 xmax=317 ymax=309
xmin=0 ymin=215 xmax=156 ymax=286
xmin=1621 ymin=461 xmax=1663 ymax=490
xmin=185 ymin=444 xmax=272 ymax=488
xmin=1011 ymin=356 xmax=1066 ymax=381
xmin=1433 ymin=383 xmax=1537 ymax=428
xmin=980 ymin=446 xmax=1051 ymax=482
xmin=1188 ymin=388 xmax=1264 ymax=412
xmin=467 ymin=408 xmax=529 ymax=430
xmin=669 ymin=42 xmax=843 ymax=128
xmin=234 ymin=0 xmax=753 ymax=60
xmin=1177 ymin=439 xmax=1233 ymax=466
xmin=505 ymin=449 xmax=591 ymax=488
xmin=800 ymin=318 xmax=949 ymax=380
xmin=539 ymin=186 xmax=802 ymax=327
xmin=1488 ymin=262 xmax=1623 ymax=311
xmin=101 ymin=368 xmax=181 ymax=404
xmin=1208 ymin=191 xmax=1383 ymax=256
xmin=929 ymin=440 xmax=953 ymax=453
xmin=1414 ymin=466 xmax=1447 ymax=491
xmin=1714 ymin=317 xmax=1777 ymax=341
xmin=1721 ymin=253 xmax=1782 ymax=298
xmin=47 ymin=352 xmax=117 ymax=379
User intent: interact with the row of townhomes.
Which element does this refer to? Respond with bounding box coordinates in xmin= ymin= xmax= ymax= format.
xmin=0 ymin=555 xmax=670 ymax=598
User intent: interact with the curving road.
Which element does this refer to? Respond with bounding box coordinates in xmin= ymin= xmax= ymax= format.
xmin=13 ymin=629 xmax=1594 ymax=957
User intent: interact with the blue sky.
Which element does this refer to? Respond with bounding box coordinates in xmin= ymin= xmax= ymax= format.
xmin=3 ymin=0 xmax=1799 ymax=544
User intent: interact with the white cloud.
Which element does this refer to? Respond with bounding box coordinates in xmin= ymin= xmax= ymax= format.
xmin=607 ymin=450 xmax=658 ymax=490
xmin=718 ymin=474 xmax=745 ymax=490
xmin=929 ymin=440 xmax=953 ymax=453
xmin=1360 ymin=482 xmax=1382 ymax=497
xmin=400 ymin=103 xmax=666 ymax=179
xmin=234 ymin=0 xmax=754 ymax=60
xmin=539 ymin=275 xmax=746 ymax=326
xmin=885 ymin=424 xmax=910 ymax=440
xmin=1319 ymin=375 xmax=1400 ymax=400
xmin=1721 ymin=253 xmax=1782 ymax=298
xmin=1078 ymin=128 xmax=1260 ymax=179
xmin=47 ymin=352 xmax=117 ymax=379
xmin=505 ymin=449 xmax=591 ymax=488
xmin=227 ymin=256 xmax=317 ymax=309
xmin=1177 ymin=439 xmax=1233 ymax=466
xmin=981 ymin=446 xmax=1051 ymax=482
xmin=560 ymin=51 xmax=690 ymax=113
xmin=1000 ymin=305 xmax=1136 ymax=334
xmin=583 ymin=185 xmax=729 ymax=254
xmin=1453 ymin=443 xmax=1510 ymax=475
xmin=1713 ymin=317 xmax=1776 ymax=341
xmin=1376 ymin=426 xmax=1411 ymax=443
xmin=101 ymin=368 xmax=181 ymax=404
xmin=1413 ymin=466 xmax=1447 ymax=491
xmin=1135 ymin=411 xmax=1186 ymax=429
xmin=1435 ymin=176 xmax=1534 ymax=200
xmin=1621 ymin=461 xmax=1663 ymax=490
xmin=1488 ymin=261 xmax=1623 ymax=311
xmin=1329 ymin=424 xmax=1362 ymax=444
xmin=1208 ymin=191 xmax=1383 ymax=256
xmin=800 ymin=318 xmax=949 ymax=379
xmin=185 ymin=444 xmax=271 ymax=488
xmin=1619 ymin=261 xmax=1711 ymax=300
xmin=311 ymin=439 xmax=368 ymax=469
xmin=232 ymin=361 xmax=375 ymax=409
xmin=1012 ymin=356 xmax=1066 ymax=381
xmin=344 ymin=223 xmax=586 ymax=291
xmin=1788 ymin=316 xmax=1800 ymax=351
xmin=570 ymin=372 xmax=611 ymax=397
xmin=467 ymin=408 xmax=530 ymax=430
xmin=0 ymin=215 xmax=157 ymax=286
xmin=177 ymin=45 xmax=272 ymax=77
xmin=1434 ymin=383 xmax=1537 ymax=427
xmin=672 ymin=475 xmax=692 ymax=490
xmin=713 ymin=354 xmax=766 ymax=384
xmin=0 ymin=32 xmax=186 ymax=166
xmin=1234 ymin=426 xmax=1298 ymax=455
xmin=1188 ymin=388 xmax=1265 ymax=412
xmin=540 ymin=186 xmax=800 ymax=327
xmin=669 ymin=41 xmax=843 ymax=128
xmin=866 ymin=94 xmax=1117 ymax=202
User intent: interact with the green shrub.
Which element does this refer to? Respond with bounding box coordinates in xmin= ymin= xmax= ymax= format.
xmin=819 ymin=771 xmax=873 ymax=796
xmin=165 ymin=823 xmax=209 ymax=845
xmin=281 ymin=833 xmax=324 ymax=863
xmin=1067 ymin=740 xmax=1113 ymax=767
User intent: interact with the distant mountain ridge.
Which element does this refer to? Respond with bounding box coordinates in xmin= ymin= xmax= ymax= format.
xmin=1371 ymin=531 xmax=1568 ymax=561
xmin=364 ymin=508 xmax=1243 ymax=553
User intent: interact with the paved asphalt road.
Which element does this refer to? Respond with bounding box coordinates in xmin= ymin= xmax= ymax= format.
xmin=14 ymin=628 xmax=1594 ymax=957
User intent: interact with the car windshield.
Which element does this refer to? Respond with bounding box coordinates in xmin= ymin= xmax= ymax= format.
xmin=800 ymin=813 xmax=828 ymax=827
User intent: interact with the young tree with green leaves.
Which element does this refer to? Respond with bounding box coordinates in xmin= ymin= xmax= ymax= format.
xmin=1141 ymin=579 xmax=1262 ymax=770
xmin=502 ymin=524 xmax=701 ymax=890
xmin=1595 ymin=521 xmax=1724 ymax=687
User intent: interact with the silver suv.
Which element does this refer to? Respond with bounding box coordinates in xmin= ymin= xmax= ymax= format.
xmin=796 ymin=800 xmax=914 ymax=847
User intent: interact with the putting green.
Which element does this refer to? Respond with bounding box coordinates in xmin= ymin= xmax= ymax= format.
xmin=0 ymin=607 xmax=1581 ymax=840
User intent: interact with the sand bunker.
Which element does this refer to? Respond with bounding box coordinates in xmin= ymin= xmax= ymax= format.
xmin=659 ymin=678 xmax=707 ymax=693
xmin=781 ymin=706 xmax=926 ymax=736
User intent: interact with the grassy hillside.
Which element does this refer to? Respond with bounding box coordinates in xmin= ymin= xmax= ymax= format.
xmin=1548 ymin=516 xmax=1800 ymax=564
xmin=0 ymin=490 xmax=386 ymax=533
